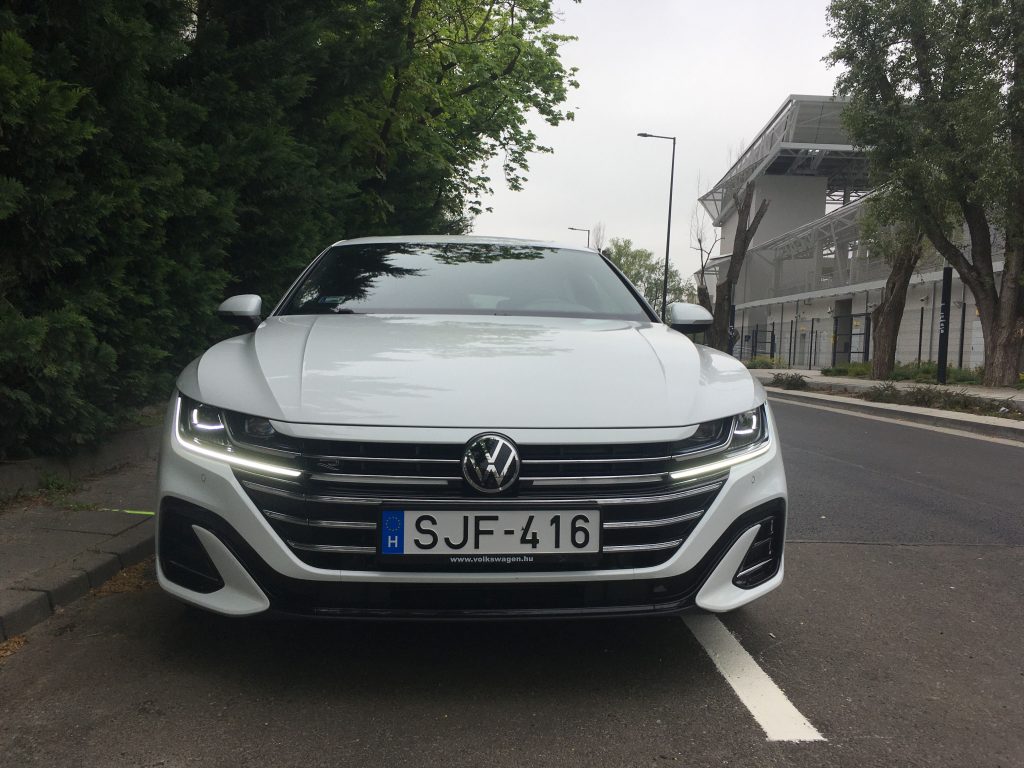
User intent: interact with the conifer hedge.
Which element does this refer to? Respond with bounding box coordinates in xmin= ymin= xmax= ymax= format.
xmin=0 ymin=1 xmax=576 ymax=458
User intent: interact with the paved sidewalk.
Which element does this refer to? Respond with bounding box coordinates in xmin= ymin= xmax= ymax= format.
xmin=2 ymin=370 xmax=1022 ymax=641
xmin=0 ymin=458 xmax=156 ymax=640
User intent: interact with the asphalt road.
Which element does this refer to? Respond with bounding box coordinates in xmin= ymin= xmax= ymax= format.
xmin=1 ymin=398 xmax=1022 ymax=767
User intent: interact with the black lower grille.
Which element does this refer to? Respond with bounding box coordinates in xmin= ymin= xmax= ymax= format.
xmin=158 ymin=502 xmax=225 ymax=593
xmin=236 ymin=470 xmax=724 ymax=572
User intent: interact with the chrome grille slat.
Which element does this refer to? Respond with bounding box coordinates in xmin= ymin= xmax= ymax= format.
xmin=309 ymin=473 xmax=455 ymax=486
xmin=522 ymin=455 xmax=676 ymax=465
xmin=309 ymin=455 xmax=460 ymax=464
xmin=602 ymin=510 xmax=704 ymax=529
xmin=527 ymin=474 xmax=666 ymax=487
xmin=602 ymin=539 xmax=684 ymax=553
xmin=735 ymin=558 xmax=774 ymax=579
xmin=263 ymin=509 xmax=377 ymax=530
xmin=287 ymin=540 xmax=376 ymax=555
xmin=240 ymin=477 xmax=725 ymax=507
xmin=241 ymin=480 xmax=380 ymax=505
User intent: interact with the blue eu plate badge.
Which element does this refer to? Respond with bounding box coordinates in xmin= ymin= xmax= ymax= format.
xmin=381 ymin=510 xmax=404 ymax=554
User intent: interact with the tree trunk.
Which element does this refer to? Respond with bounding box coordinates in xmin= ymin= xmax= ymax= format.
xmin=978 ymin=248 xmax=1024 ymax=386
xmin=696 ymin=281 xmax=713 ymax=313
xmin=706 ymin=181 xmax=769 ymax=352
xmin=709 ymin=279 xmax=734 ymax=351
xmin=983 ymin=323 xmax=1024 ymax=386
xmin=870 ymin=237 xmax=922 ymax=379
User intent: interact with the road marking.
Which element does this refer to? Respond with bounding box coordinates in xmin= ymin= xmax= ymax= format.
xmin=683 ymin=614 xmax=825 ymax=743
xmin=770 ymin=397 xmax=1024 ymax=448
xmin=100 ymin=508 xmax=155 ymax=516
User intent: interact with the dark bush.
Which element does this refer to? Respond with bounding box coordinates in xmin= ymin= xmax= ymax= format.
xmin=768 ymin=373 xmax=809 ymax=390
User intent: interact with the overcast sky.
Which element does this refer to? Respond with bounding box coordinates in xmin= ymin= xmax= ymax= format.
xmin=472 ymin=0 xmax=839 ymax=277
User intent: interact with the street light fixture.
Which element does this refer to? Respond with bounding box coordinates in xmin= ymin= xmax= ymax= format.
xmin=637 ymin=131 xmax=677 ymax=321
xmin=567 ymin=226 xmax=590 ymax=247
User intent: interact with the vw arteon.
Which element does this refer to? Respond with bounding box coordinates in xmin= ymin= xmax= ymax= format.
xmin=156 ymin=236 xmax=787 ymax=618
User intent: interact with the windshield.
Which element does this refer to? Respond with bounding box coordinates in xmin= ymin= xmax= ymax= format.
xmin=277 ymin=242 xmax=652 ymax=321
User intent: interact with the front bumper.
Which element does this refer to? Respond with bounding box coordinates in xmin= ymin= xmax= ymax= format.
xmin=158 ymin=496 xmax=784 ymax=619
xmin=156 ymin=400 xmax=788 ymax=619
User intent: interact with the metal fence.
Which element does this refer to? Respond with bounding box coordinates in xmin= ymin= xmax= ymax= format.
xmin=732 ymin=314 xmax=870 ymax=370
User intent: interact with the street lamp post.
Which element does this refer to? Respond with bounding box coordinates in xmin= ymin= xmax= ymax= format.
xmin=637 ymin=132 xmax=677 ymax=321
xmin=568 ymin=226 xmax=590 ymax=248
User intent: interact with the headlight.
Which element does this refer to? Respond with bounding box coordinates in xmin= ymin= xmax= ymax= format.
xmin=175 ymin=395 xmax=301 ymax=478
xmin=728 ymin=407 xmax=767 ymax=451
xmin=187 ymin=403 xmax=228 ymax=443
xmin=670 ymin=406 xmax=771 ymax=482
xmin=243 ymin=416 xmax=277 ymax=439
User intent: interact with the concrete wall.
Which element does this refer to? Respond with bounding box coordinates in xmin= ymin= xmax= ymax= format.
xmin=718 ymin=175 xmax=826 ymax=262
xmin=896 ymin=277 xmax=984 ymax=368
xmin=750 ymin=176 xmax=827 ymax=247
xmin=719 ymin=214 xmax=738 ymax=258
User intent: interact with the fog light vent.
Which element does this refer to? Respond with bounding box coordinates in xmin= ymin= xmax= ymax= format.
xmin=159 ymin=503 xmax=225 ymax=594
xmin=732 ymin=512 xmax=784 ymax=589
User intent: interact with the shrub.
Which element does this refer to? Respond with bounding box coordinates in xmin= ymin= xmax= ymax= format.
xmin=903 ymin=385 xmax=942 ymax=407
xmin=863 ymin=382 xmax=900 ymax=402
xmin=768 ymin=373 xmax=809 ymax=390
xmin=889 ymin=362 xmax=982 ymax=384
xmin=859 ymin=382 xmax=1021 ymax=419
xmin=746 ymin=356 xmax=785 ymax=369
xmin=820 ymin=361 xmax=871 ymax=378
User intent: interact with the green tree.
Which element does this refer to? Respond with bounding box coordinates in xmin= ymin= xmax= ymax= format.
xmin=603 ymin=238 xmax=694 ymax=313
xmin=181 ymin=0 xmax=578 ymax=300
xmin=827 ymin=0 xmax=1024 ymax=386
xmin=0 ymin=0 xmax=578 ymax=457
xmin=0 ymin=1 xmax=227 ymax=458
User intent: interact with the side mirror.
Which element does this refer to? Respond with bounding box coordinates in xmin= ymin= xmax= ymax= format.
xmin=667 ymin=302 xmax=713 ymax=334
xmin=217 ymin=294 xmax=263 ymax=331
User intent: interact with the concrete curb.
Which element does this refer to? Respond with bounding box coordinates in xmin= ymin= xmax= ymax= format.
xmin=0 ymin=518 xmax=154 ymax=640
xmin=0 ymin=425 xmax=162 ymax=502
xmin=765 ymin=387 xmax=1024 ymax=443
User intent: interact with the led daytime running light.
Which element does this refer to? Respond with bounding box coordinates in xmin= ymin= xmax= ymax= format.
xmin=669 ymin=439 xmax=772 ymax=482
xmin=733 ymin=411 xmax=758 ymax=436
xmin=175 ymin=398 xmax=301 ymax=478
xmin=190 ymin=407 xmax=225 ymax=431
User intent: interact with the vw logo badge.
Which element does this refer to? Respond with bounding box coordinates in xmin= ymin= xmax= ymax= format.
xmin=462 ymin=433 xmax=520 ymax=494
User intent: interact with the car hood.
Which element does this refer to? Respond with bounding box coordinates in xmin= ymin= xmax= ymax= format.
xmin=177 ymin=315 xmax=763 ymax=428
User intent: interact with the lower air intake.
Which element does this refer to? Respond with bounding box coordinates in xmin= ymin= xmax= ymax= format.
xmin=732 ymin=510 xmax=785 ymax=589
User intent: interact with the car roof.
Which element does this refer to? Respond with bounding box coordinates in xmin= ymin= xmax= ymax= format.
xmin=328 ymin=234 xmax=598 ymax=253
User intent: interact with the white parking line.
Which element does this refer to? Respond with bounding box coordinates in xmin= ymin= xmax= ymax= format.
xmin=683 ymin=614 xmax=825 ymax=743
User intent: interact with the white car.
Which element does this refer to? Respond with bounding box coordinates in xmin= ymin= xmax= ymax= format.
xmin=156 ymin=236 xmax=786 ymax=618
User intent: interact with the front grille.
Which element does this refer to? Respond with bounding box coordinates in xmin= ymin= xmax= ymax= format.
xmin=246 ymin=425 xmax=731 ymax=496
xmin=234 ymin=434 xmax=729 ymax=572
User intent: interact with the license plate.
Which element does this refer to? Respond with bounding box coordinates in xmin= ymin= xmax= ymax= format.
xmin=380 ymin=510 xmax=600 ymax=556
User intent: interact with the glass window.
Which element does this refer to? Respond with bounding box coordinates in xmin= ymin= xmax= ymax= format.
xmin=278 ymin=242 xmax=651 ymax=321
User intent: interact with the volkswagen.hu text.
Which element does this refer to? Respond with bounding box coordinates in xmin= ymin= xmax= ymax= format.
xmin=156 ymin=236 xmax=786 ymax=618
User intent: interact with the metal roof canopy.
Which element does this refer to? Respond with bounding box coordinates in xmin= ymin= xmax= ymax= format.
xmin=748 ymin=192 xmax=872 ymax=264
xmin=699 ymin=95 xmax=871 ymax=226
